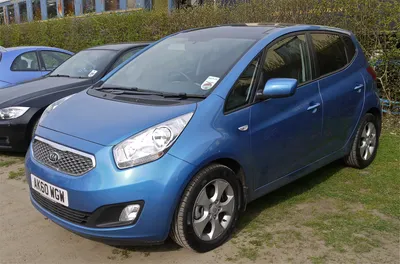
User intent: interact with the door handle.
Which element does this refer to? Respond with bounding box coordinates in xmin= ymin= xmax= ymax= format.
xmin=307 ymin=103 xmax=321 ymax=112
xmin=238 ymin=125 xmax=248 ymax=132
xmin=354 ymin=84 xmax=364 ymax=92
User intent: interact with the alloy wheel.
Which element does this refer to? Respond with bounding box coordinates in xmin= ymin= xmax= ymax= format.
xmin=192 ymin=179 xmax=235 ymax=241
xmin=360 ymin=122 xmax=377 ymax=160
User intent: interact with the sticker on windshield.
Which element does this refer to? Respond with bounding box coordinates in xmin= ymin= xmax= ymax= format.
xmin=201 ymin=76 xmax=220 ymax=90
xmin=88 ymin=70 xmax=98 ymax=77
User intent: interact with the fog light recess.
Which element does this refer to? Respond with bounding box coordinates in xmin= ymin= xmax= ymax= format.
xmin=119 ymin=204 xmax=141 ymax=222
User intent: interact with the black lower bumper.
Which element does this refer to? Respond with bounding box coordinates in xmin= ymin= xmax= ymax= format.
xmin=0 ymin=116 xmax=31 ymax=152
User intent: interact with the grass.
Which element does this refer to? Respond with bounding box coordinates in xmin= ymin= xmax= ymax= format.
xmin=0 ymin=160 xmax=17 ymax=167
xmin=230 ymin=127 xmax=400 ymax=262
xmin=8 ymin=168 xmax=25 ymax=180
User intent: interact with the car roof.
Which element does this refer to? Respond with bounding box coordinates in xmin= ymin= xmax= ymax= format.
xmin=2 ymin=46 xmax=70 ymax=52
xmin=87 ymin=42 xmax=153 ymax=51
xmin=177 ymin=24 xmax=352 ymax=40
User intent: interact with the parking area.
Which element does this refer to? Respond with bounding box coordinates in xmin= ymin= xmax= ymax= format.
xmin=1 ymin=126 xmax=399 ymax=264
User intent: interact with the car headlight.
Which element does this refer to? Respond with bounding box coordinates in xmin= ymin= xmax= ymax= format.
xmin=113 ymin=112 xmax=193 ymax=169
xmin=39 ymin=95 xmax=74 ymax=125
xmin=0 ymin=107 xmax=30 ymax=120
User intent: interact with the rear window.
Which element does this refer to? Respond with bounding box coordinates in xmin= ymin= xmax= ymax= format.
xmin=311 ymin=33 xmax=348 ymax=77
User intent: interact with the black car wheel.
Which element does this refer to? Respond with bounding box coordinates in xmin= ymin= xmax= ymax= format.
xmin=171 ymin=164 xmax=240 ymax=252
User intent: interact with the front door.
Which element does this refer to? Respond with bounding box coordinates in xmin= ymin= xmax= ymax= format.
xmin=249 ymin=33 xmax=323 ymax=189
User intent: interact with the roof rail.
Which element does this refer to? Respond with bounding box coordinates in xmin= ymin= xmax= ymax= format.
xmin=0 ymin=46 xmax=6 ymax=52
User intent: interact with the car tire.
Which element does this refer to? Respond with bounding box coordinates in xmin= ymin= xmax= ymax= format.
xmin=170 ymin=164 xmax=240 ymax=252
xmin=344 ymin=113 xmax=380 ymax=169
xmin=31 ymin=118 xmax=39 ymax=141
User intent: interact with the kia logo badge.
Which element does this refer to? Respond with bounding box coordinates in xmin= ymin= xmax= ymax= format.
xmin=49 ymin=152 xmax=60 ymax=163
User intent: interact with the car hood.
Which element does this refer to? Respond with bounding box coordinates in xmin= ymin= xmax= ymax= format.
xmin=0 ymin=77 xmax=91 ymax=108
xmin=39 ymin=91 xmax=198 ymax=146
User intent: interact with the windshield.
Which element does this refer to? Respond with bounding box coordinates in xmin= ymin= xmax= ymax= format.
xmin=103 ymin=33 xmax=257 ymax=95
xmin=50 ymin=50 xmax=116 ymax=78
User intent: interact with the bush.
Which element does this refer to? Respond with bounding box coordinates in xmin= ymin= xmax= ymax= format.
xmin=0 ymin=0 xmax=398 ymax=110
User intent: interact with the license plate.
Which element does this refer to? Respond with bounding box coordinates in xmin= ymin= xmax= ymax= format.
xmin=31 ymin=174 xmax=69 ymax=207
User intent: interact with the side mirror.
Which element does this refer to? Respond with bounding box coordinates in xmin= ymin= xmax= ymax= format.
xmin=257 ymin=78 xmax=298 ymax=100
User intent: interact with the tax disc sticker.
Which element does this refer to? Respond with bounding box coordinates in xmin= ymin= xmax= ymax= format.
xmin=201 ymin=76 xmax=220 ymax=90
xmin=88 ymin=70 xmax=98 ymax=77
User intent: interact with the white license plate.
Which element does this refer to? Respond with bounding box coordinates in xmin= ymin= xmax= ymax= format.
xmin=31 ymin=174 xmax=69 ymax=207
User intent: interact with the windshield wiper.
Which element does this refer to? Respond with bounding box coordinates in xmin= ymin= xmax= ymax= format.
xmin=162 ymin=93 xmax=207 ymax=99
xmin=96 ymin=86 xmax=207 ymax=100
xmin=49 ymin=74 xmax=71 ymax=78
xmin=49 ymin=74 xmax=87 ymax=79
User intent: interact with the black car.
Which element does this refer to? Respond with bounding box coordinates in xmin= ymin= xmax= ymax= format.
xmin=0 ymin=43 xmax=150 ymax=152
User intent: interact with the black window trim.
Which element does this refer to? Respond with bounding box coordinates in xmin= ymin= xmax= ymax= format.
xmin=10 ymin=50 xmax=41 ymax=72
xmin=223 ymin=29 xmax=358 ymax=115
xmin=38 ymin=50 xmax=72 ymax=71
xmin=224 ymin=30 xmax=317 ymax=115
xmin=308 ymin=30 xmax=358 ymax=82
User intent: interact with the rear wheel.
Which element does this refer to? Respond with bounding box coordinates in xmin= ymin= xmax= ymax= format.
xmin=170 ymin=164 xmax=240 ymax=252
xmin=344 ymin=113 xmax=380 ymax=169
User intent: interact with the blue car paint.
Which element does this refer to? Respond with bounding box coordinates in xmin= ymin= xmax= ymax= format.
xmin=25 ymin=25 xmax=380 ymax=244
xmin=0 ymin=46 xmax=73 ymax=88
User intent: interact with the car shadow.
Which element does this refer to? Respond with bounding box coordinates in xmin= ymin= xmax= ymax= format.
xmin=108 ymin=161 xmax=344 ymax=253
xmin=234 ymin=160 xmax=345 ymax=233
xmin=0 ymin=151 xmax=26 ymax=158
xmin=109 ymin=238 xmax=181 ymax=253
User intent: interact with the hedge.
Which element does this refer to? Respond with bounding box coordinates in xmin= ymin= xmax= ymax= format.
xmin=0 ymin=0 xmax=399 ymax=111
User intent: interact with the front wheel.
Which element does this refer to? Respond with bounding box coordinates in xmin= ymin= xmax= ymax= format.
xmin=170 ymin=164 xmax=240 ymax=252
xmin=344 ymin=113 xmax=380 ymax=169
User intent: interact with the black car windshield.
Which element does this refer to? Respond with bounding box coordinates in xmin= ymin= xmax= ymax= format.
xmin=50 ymin=50 xmax=116 ymax=78
xmin=102 ymin=32 xmax=257 ymax=95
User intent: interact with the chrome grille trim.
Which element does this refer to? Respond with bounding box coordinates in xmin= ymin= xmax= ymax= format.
xmin=33 ymin=136 xmax=96 ymax=176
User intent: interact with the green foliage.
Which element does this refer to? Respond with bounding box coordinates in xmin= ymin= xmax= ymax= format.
xmin=0 ymin=0 xmax=398 ymax=106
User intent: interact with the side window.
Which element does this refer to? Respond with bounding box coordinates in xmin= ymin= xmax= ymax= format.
xmin=111 ymin=48 xmax=141 ymax=70
xmin=41 ymin=51 xmax=71 ymax=71
xmin=260 ymin=34 xmax=311 ymax=88
xmin=311 ymin=33 xmax=348 ymax=76
xmin=11 ymin=51 xmax=40 ymax=71
xmin=225 ymin=56 xmax=260 ymax=112
xmin=342 ymin=35 xmax=356 ymax=62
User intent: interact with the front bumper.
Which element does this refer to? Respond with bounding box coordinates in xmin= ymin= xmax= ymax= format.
xmin=26 ymin=126 xmax=196 ymax=244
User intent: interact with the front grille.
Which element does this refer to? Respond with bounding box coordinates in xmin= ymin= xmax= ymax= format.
xmin=32 ymin=137 xmax=95 ymax=176
xmin=31 ymin=189 xmax=91 ymax=225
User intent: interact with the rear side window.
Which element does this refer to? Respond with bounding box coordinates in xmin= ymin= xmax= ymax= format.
xmin=311 ymin=34 xmax=347 ymax=76
xmin=342 ymin=35 xmax=356 ymax=62
xmin=11 ymin=51 xmax=40 ymax=71
xmin=40 ymin=51 xmax=71 ymax=71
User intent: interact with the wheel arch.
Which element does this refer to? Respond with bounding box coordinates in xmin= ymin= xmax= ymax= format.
xmin=187 ymin=157 xmax=249 ymax=212
xmin=366 ymin=107 xmax=382 ymax=134
xmin=26 ymin=107 xmax=46 ymax=141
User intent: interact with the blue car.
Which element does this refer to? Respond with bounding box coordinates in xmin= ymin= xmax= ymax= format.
xmin=0 ymin=46 xmax=73 ymax=88
xmin=26 ymin=24 xmax=381 ymax=252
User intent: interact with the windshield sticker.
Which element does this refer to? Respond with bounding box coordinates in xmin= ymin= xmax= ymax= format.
xmin=88 ymin=70 xmax=98 ymax=77
xmin=201 ymin=76 xmax=220 ymax=90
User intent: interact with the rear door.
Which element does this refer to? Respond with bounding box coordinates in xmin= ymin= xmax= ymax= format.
xmin=311 ymin=33 xmax=365 ymax=155
xmin=249 ymin=33 xmax=323 ymax=189
xmin=9 ymin=50 xmax=43 ymax=84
